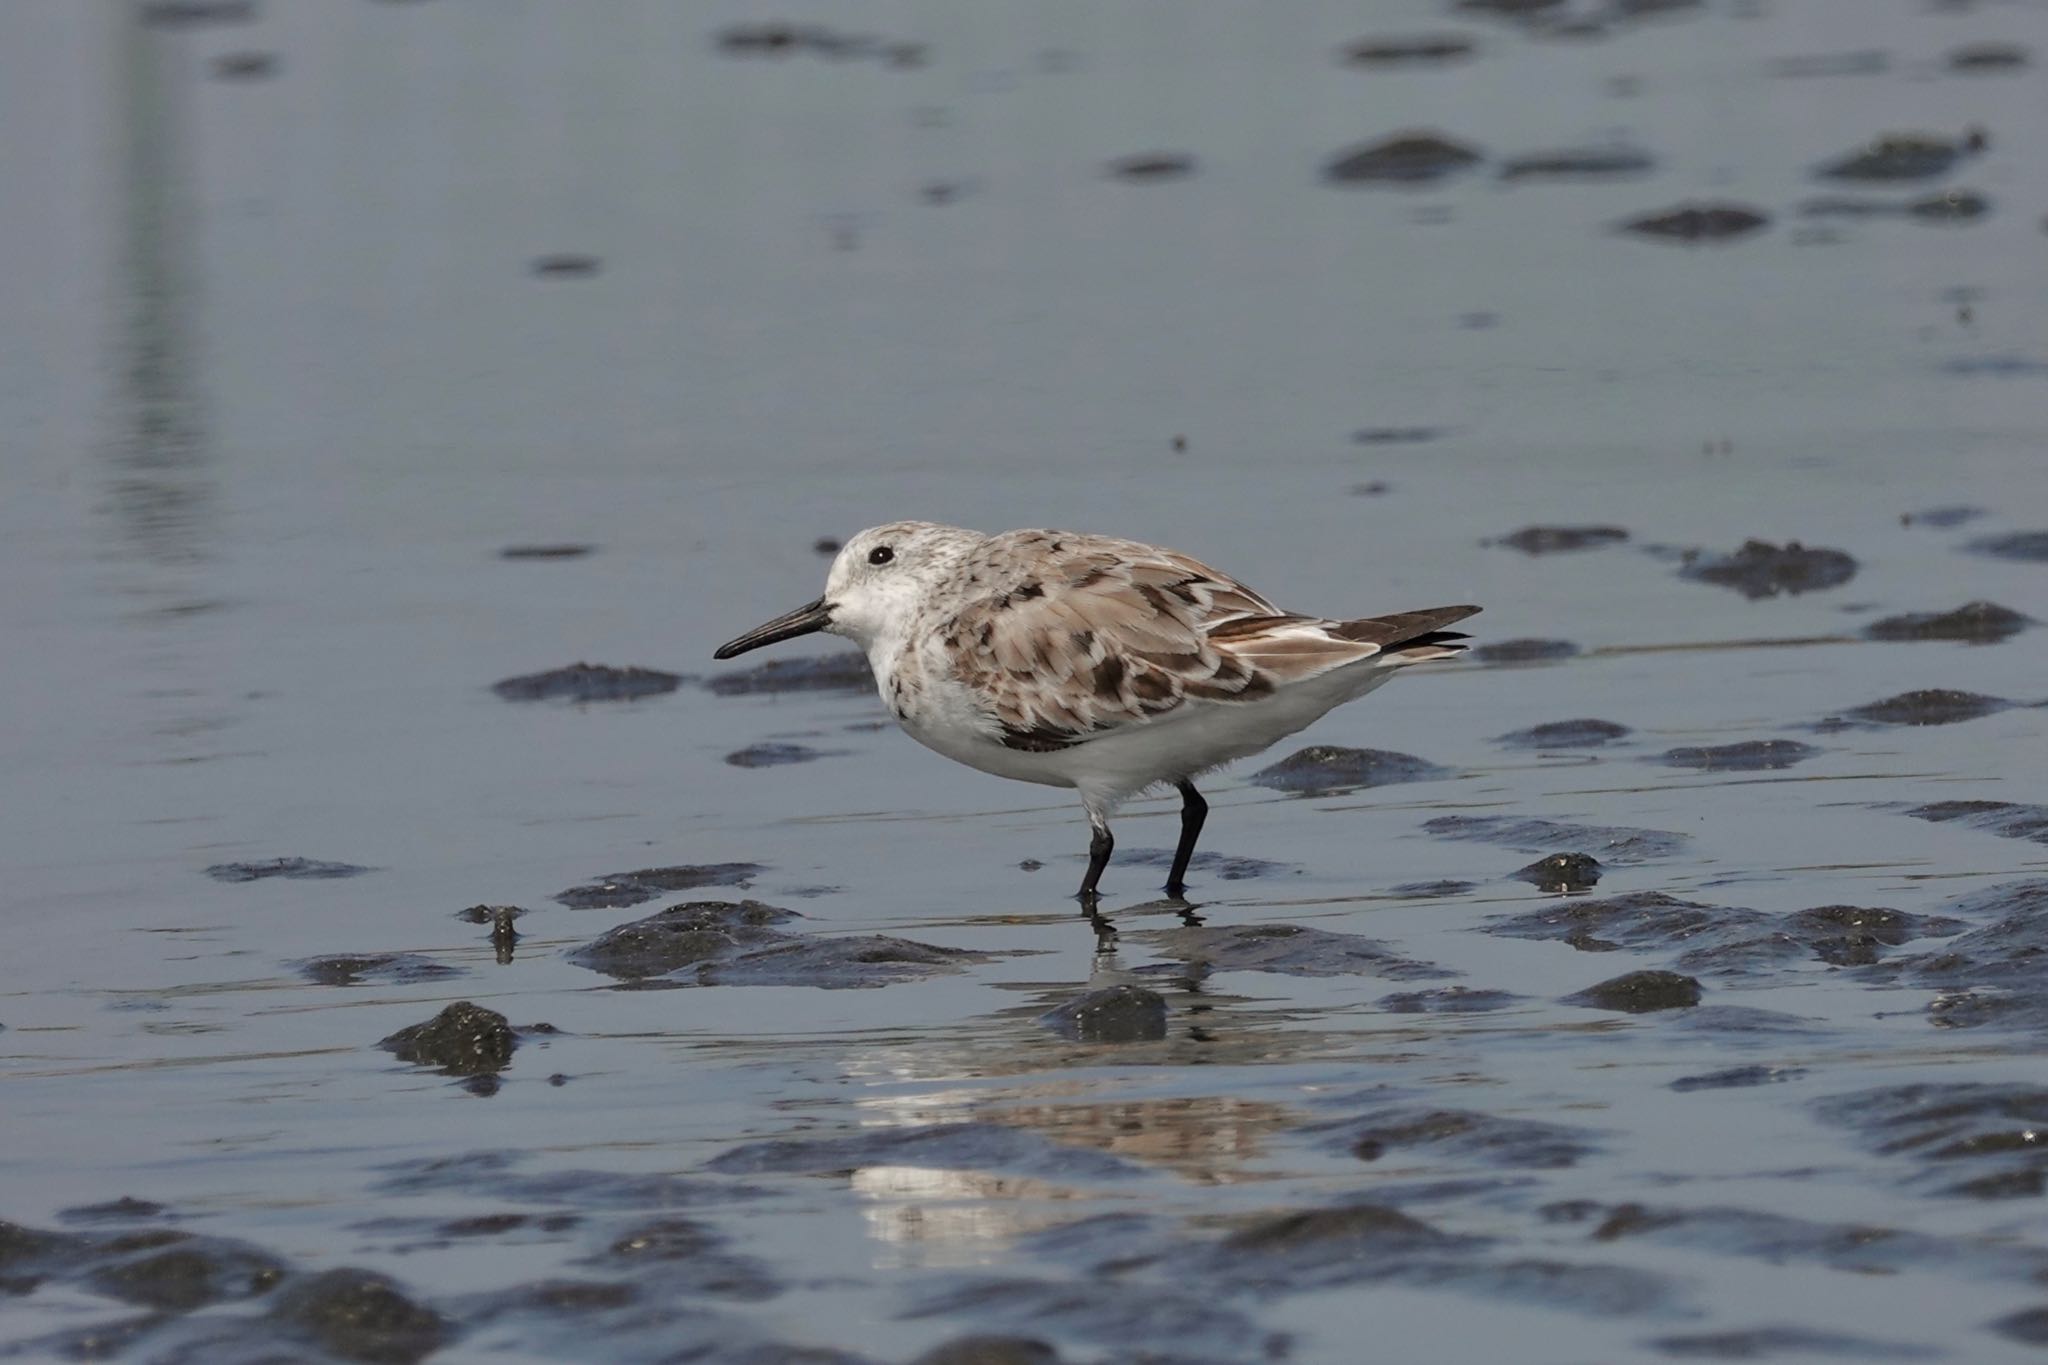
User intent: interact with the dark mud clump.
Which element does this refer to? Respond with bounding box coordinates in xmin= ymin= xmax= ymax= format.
xmin=706 ymin=652 xmax=872 ymax=696
xmin=1351 ymin=425 xmax=1445 ymax=444
xmin=492 ymin=663 xmax=683 ymax=702
xmin=210 ymin=51 xmax=279 ymax=81
xmin=530 ymin=255 xmax=601 ymax=278
xmin=1499 ymin=147 xmax=1655 ymax=182
xmin=1565 ymin=970 xmax=1701 ymax=1012
xmin=139 ymin=0 xmax=257 ymax=27
xmin=553 ymin=863 xmax=764 ymax=909
xmin=1815 ymin=133 xmax=1967 ymax=181
xmin=206 ymin=856 xmax=372 ymax=882
xmin=1514 ymin=852 xmax=1602 ymax=893
xmin=725 ymin=742 xmax=836 ymax=768
xmin=61 ymin=1197 xmax=171 ymax=1224
xmin=1039 ymin=985 xmax=1169 ymax=1043
xmin=709 ymin=1123 xmax=1142 ymax=1182
xmin=1379 ymin=986 xmax=1522 ymax=1013
xmin=567 ymin=899 xmax=985 ymax=989
xmin=713 ymin=23 xmax=925 ymax=68
xmin=1898 ymin=801 xmax=2048 ymax=846
xmin=270 ymin=1268 xmax=450 ymax=1364
xmin=1146 ymin=922 xmax=1448 ymax=980
xmin=1488 ymin=890 xmax=1755 ymax=954
xmin=1948 ymin=42 xmax=2030 ymax=72
xmin=298 ymin=953 xmax=460 ymax=987
xmin=1678 ymin=539 xmax=1857 ymax=598
xmin=1844 ymin=689 xmax=2011 ymax=726
xmin=1965 ymin=529 xmax=2048 ymax=563
xmin=1472 ymin=637 xmax=1579 ymax=665
xmin=1310 ymin=1106 xmax=1597 ymax=1168
xmin=1816 ymin=1082 xmax=2048 ymax=1200
xmin=1107 ymin=152 xmax=1196 ymax=182
xmin=696 ymin=935 xmax=989 ymax=989
xmin=1800 ymin=189 xmax=1991 ymax=223
xmin=1670 ymin=1065 xmax=1808 ymax=1093
xmin=1249 ymin=744 xmax=1449 ymax=794
xmin=1341 ymin=34 xmax=1477 ymax=66
xmin=565 ymin=901 xmax=800 ymax=979
xmin=1900 ymin=504 xmax=1984 ymax=528
xmin=912 ymin=1338 xmax=1062 ymax=1365
xmin=904 ymin=1276 xmax=1271 ymax=1359
xmin=1657 ymin=739 xmax=1817 ymax=771
xmin=1489 ymin=525 xmax=1629 ymax=554
xmin=1620 ymin=203 xmax=1769 ymax=243
xmin=1388 ymin=879 xmax=1477 ymax=898
xmin=1865 ymin=601 xmax=2031 ymax=644
xmin=1423 ymin=815 xmax=1685 ymax=861
xmin=1648 ymin=1326 xmax=1943 ymax=1359
xmin=1786 ymin=904 xmax=1965 ymax=967
xmin=1993 ymin=1310 xmax=2048 ymax=1347
xmin=499 ymin=543 xmax=594 ymax=560
xmin=1494 ymin=717 xmax=1630 ymax=748
xmin=1323 ymin=132 xmax=1484 ymax=186
xmin=87 ymin=1235 xmax=289 ymax=1312
xmin=379 ymin=1002 xmax=518 ymax=1077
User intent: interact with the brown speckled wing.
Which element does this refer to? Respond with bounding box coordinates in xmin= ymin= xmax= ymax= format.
xmin=931 ymin=531 xmax=1469 ymax=752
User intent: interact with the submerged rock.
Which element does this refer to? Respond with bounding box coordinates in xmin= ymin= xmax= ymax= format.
xmin=1249 ymin=745 xmax=1449 ymax=794
xmin=1341 ymin=34 xmax=1477 ymax=66
xmin=87 ymin=1236 xmax=288 ymax=1312
xmin=1898 ymin=800 xmax=2048 ymax=845
xmin=1148 ymin=922 xmax=1448 ymax=980
xmin=1677 ymin=539 xmax=1857 ymax=598
xmin=1499 ymin=148 xmax=1654 ymax=181
xmin=1489 ymin=525 xmax=1629 ymax=554
xmin=379 ymin=1003 xmax=518 ymax=1077
xmin=1800 ymin=189 xmax=1990 ymax=223
xmin=1488 ymin=890 xmax=1755 ymax=954
xmin=1107 ymin=152 xmax=1197 ymax=182
xmin=529 ymin=255 xmax=600 ymax=278
xmin=1864 ymin=601 xmax=2031 ymax=644
xmin=1513 ymin=852 xmax=1602 ymax=892
xmin=206 ymin=857 xmax=372 ymax=883
xmin=492 ymin=663 xmax=683 ymax=702
xmin=1817 ymin=1081 xmax=2048 ymax=1200
xmin=298 ymin=954 xmax=460 ymax=987
xmin=499 ymin=543 xmax=594 ymax=560
xmin=724 ymin=742 xmax=835 ymax=768
xmin=1117 ymin=848 xmax=1289 ymax=881
xmin=696 ymin=935 xmax=988 ymax=989
xmin=565 ymin=901 xmax=800 ymax=979
xmin=912 ymin=1338 xmax=1063 ymax=1365
xmin=1324 ymin=132 xmax=1484 ymax=185
xmin=1471 ymin=637 xmax=1579 ymax=665
xmin=1656 ymin=739 xmax=1817 ymax=771
xmin=269 ymin=1268 xmax=450 ymax=1364
xmin=1620 ymin=203 xmax=1769 ymax=243
xmin=1815 ymin=133 xmax=1966 ymax=181
xmin=1844 ymin=689 xmax=2011 ymax=726
xmin=706 ymin=653 xmax=872 ymax=696
xmin=1423 ymin=815 xmax=1685 ymax=861
xmin=1379 ymin=986 xmax=1522 ymax=1013
xmin=1965 ymin=530 xmax=2048 ymax=563
xmin=1039 ymin=986 xmax=1169 ymax=1043
xmin=1669 ymin=1065 xmax=1808 ymax=1093
xmin=1899 ymin=504 xmax=1984 ymax=528
xmin=1948 ymin=42 xmax=2029 ymax=72
xmin=553 ymin=863 xmax=764 ymax=909
xmin=1565 ymin=970 xmax=1701 ymax=1012
xmin=1494 ymin=718 xmax=1630 ymax=748
xmin=1310 ymin=1106 xmax=1597 ymax=1168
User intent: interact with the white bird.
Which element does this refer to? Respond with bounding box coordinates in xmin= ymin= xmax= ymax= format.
xmin=715 ymin=522 xmax=1478 ymax=901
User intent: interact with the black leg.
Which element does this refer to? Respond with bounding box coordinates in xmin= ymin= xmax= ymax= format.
xmin=1078 ymin=820 xmax=1114 ymax=902
xmin=1165 ymin=780 xmax=1207 ymax=898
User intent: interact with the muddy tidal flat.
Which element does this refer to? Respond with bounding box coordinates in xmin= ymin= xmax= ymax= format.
xmin=4 ymin=1 xmax=2048 ymax=1361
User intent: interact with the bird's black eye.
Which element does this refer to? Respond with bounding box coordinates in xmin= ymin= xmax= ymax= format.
xmin=868 ymin=545 xmax=894 ymax=566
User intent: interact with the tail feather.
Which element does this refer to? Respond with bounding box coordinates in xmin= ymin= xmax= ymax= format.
xmin=1333 ymin=605 xmax=1482 ymax=660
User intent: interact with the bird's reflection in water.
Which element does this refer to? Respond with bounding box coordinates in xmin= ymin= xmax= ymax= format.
xmin=1077 ymin=895 xmax=1214 ymax=1042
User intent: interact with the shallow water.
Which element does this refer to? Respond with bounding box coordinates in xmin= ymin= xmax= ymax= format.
xmin=4 ymin=1 xmax=2047 ymax=1361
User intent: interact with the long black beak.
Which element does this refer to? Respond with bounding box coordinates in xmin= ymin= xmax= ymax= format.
xmin=713 ymin=597 xmax=833 ymax=659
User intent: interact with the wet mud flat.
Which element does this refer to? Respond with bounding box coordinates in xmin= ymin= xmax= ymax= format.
xmin=4 ymin=0 xmax=2048 ymax=1361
